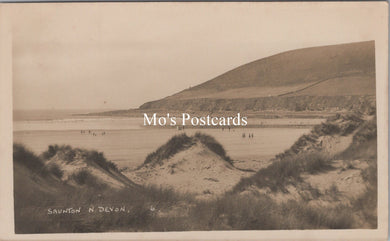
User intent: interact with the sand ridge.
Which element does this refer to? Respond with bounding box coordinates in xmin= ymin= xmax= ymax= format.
xmin=125 ymin=141 xmax=251 ymax=199
xmin=45 ymin=149 xmax=131 ymax=189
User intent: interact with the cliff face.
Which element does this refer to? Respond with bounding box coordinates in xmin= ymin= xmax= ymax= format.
xmin=139 ymin=41 xmax=375 ymax=113
xmin=140 ymin=95 xmax=376 ymax=113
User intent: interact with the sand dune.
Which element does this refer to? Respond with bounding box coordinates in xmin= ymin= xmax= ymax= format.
xmin=44 ymin=146 xmax=136 ymax=189
xmin=125 ymin=133 xmax=252 ymax=199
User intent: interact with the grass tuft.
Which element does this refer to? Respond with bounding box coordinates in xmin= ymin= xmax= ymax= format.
xmin=143 ymin=134 xmax=194 ymax=167
xmin=234 ymin=151 xmax=332 ymax=192
xmin=142 ymin=132 xmax=234 ymax=167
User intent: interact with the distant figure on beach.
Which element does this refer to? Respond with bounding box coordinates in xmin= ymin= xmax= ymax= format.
xmin=88 ymin=130 xmax=91 ymax=134
xmin=228 ymin=126 xmax=231 ymax=132
xmin=242 ymin=133 xmax=246 ymax=138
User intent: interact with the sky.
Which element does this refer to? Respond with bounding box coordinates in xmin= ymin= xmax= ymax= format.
xmin=8 ymin=2 xmax=387 ymax=110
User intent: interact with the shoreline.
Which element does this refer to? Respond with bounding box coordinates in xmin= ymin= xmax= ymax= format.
xmin=12 ymin=124 xmax=318 ymax=133
xmin=74 ymin=110 xmax=337 ymax=119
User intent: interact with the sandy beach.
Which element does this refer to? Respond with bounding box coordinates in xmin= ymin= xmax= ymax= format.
xmin=14 ymin=123 xmax=311 ymax=169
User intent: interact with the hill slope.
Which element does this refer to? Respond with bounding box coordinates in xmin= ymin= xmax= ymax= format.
xmin=140 ymin=41 xmax=375 ymax=112
xmin=170 ymin=41 xmax=375 ymax=98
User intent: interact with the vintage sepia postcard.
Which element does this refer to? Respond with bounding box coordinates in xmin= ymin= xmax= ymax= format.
xmin=0 ymin=2 xmax=388 ymax=241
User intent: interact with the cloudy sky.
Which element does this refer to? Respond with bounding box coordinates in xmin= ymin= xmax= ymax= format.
xmin=9 ymin=2 xmax=386 ymax=110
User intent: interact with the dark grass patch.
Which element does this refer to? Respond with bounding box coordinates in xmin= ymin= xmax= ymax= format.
xmin=69 ymin=169 xmax=108 ymax=189
xmin=352 ymin=186 xmax=377 ymax=228
xmin=187 ymin=193 xmax=354 ymax=230
xmin=142 ymin=132 xmax=234 ymax=167
xmin=277 ymin=200 xmax=354 ymax=229
xmin=83 ymin=150 xmax=119 ymax=172
xmin=352 ymin=117 xmax=377 ymax=144
xmin=313 ymin=123 xmax=341 ymax=136
xmin=234 ymin=151 xmax=333 ymax=193
xmin=13 ymin=143 xmax=48 ymax=176
xmin=42 ymin=144 xmax=76 ymax=163
xmin=42 ymin=145 xmax=119 ymax=172
xmin=351 ymin=157 xmax=377 ymax=228
xmin=336 ymin=117 xmax=377 ymax=161
xmin=194 ymin=132 xmax=234 ymax=165
xmin=143 ymin=133 xmax=194 ymax=167
xmin=45 ymin=163 xmax=64 ymax=179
